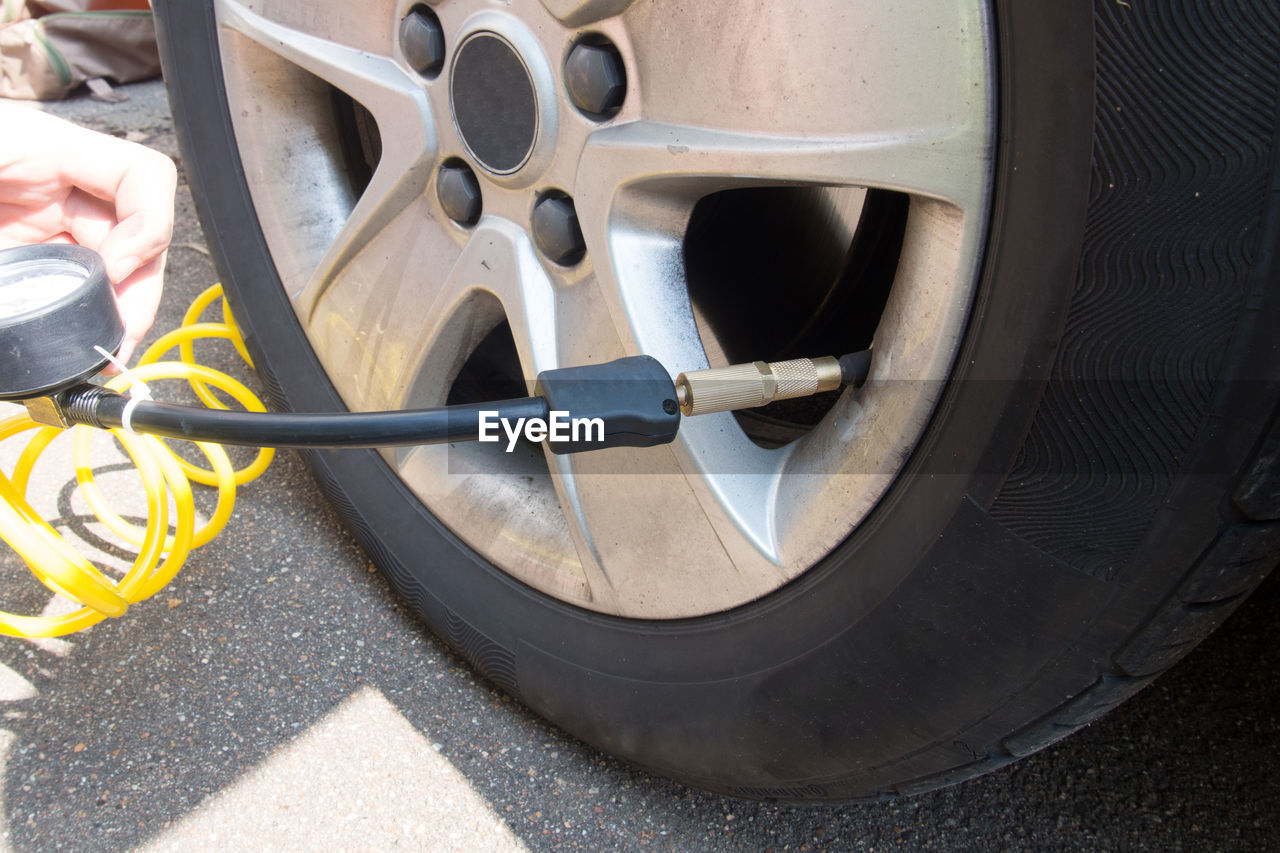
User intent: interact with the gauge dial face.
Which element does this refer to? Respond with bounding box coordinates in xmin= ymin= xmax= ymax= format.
xmin=0 ymin=258 xmax=88 ymax=321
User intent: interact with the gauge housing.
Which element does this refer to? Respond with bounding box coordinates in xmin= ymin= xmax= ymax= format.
xmin=0 ymin=244 xmax=123 ymax=401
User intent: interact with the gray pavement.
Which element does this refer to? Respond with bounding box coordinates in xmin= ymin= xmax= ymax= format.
xmin=0 ymin=79 xmax=1274 ymax=851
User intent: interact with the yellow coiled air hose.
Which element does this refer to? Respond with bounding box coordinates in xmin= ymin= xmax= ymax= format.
xmin=0 ymin=284 xmax=273 ymax=638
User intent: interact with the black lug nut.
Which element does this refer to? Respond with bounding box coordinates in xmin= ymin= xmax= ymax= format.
xmin=532 ymin=193 xmax=585 ymax=265
xmin=400 ymin=6 xmax=445 ymax=78
xmin=564 ymin=39 xmax=626 ymax=118
xmin=438 ymin=161 xmax=482 ymax=226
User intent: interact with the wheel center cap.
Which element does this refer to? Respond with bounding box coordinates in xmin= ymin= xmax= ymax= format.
xmin=450 ymin=32 xmax=538 ymax=175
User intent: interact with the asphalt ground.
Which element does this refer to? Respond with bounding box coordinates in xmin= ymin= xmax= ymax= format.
xmin=0 ymin=80 xmax=1274 ymax=852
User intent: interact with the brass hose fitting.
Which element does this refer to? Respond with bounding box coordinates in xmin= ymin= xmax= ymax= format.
xmin=675 ymin=356 xmax=844 ymax=417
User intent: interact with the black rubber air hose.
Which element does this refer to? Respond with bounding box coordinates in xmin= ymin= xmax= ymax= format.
xmin=64 ymin=385 xmax=551 ymax=449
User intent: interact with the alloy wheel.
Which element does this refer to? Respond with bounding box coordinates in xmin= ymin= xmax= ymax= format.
xmin=211 ymin=0 xmax=994 ymax=617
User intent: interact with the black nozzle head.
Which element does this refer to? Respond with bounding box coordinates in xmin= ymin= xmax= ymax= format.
xmin=535 ymin=355 xmax=680 ymax=454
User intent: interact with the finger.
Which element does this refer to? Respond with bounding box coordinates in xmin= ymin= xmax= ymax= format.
xmin=36 ymin=120 xmax=178 ymax=284
xmin=93 ymin=152 xmax=177 ymax=285
xmin=61 ymin=188 xmax=116 ymax=254
xmin=111 ymin=252 xmax=166 ymax=366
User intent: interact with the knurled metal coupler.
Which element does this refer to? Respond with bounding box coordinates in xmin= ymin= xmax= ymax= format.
xmin=674 ymin=357 xmax=844 ymax=417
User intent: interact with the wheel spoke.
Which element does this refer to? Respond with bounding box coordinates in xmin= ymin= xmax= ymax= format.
xmin=543 ymin=442 xmax=791 ymax=617
xmin=312 ymin=218 xmax=560 ymax=412
xmin=470 ymin=221 xmax=563 ymax=380
xmin=486 ymin=224 xmax=791 ymax=613
xmin=587 ymin=0 xmax=990 ymax=208
xmin=620 ymin=0 xmax=989 ymax=171
xmin=304 ymin=200 xmax=463 ymax=413
xmin=563 ymin=221 xmax=794 ymax=567
xmin=545 ymin=357 xmax=793 ymax=591
xmin=215 ymin=0 xmax=437 ymax=318
xmin=215 ymin=0 xmax=413 ymax=114
xmin=577 ymin=118 xmax=988 ymax=216
xmin=573 ymin=107 xmax=989 ymax=365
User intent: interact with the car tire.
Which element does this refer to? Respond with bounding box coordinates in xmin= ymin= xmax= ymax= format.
xmin=153 ymin=0 xmax=1280 ymax=800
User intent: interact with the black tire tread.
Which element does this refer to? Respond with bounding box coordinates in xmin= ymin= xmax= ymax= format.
xmin=893 ymin=515 xmax=1279 ymax=797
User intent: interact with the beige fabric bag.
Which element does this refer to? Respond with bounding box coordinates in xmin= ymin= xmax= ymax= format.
xmin=1 ymin=0 xmax=158 ymax=100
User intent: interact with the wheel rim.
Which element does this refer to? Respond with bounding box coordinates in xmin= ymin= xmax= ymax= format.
xmin=211 ymin=0 xmax=994 ymax=618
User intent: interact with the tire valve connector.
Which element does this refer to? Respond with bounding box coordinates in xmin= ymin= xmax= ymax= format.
xmin=674 ymin=352 xmax=871 ymax=417
xmin=1 ymin=244 xmax=872 ymax=457
xmin=26 ymin=350 xmax=872 ymax=454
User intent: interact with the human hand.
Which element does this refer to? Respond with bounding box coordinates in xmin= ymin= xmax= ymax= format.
xmin=0 ymin=103 xmax=178 ymax=366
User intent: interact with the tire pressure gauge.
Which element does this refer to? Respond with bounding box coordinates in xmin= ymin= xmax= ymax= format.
xmin=0 ymin=244 xmax=123 ymax=401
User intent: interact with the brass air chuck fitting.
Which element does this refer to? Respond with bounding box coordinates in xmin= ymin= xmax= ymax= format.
xmin=674 ymin=356 xmax=845 ymax=417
